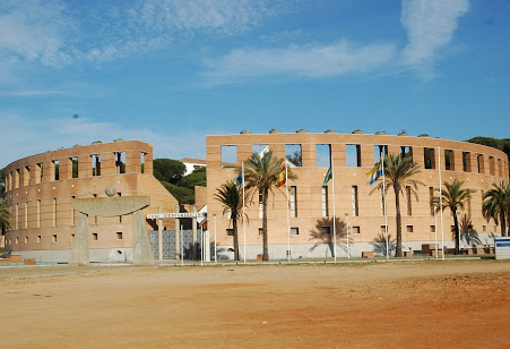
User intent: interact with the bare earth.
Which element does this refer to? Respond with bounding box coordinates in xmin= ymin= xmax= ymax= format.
xmin=2 ymin=260 xmax=510 ymax=349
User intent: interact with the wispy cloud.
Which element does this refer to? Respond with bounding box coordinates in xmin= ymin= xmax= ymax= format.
xmin=0 ymin=0 xmax=280 ymax=68
xmin=0 ymin=113 xmax=205 ymax=167
xmin=202 ymin=40 xmax=396 ymax=84
xmin=401 ymin=0 xmax=470 ymax=78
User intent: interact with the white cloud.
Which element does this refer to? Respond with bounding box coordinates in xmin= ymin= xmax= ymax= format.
xmin=202 ymin=40 xmax=396 ymax=84
xmin=0 ymin=0 xmax=279 ymax=68
xmin=401 ymin=0 xmax=470 ymax=77
xmin=0 ymin=113 xmax=206 ymax=167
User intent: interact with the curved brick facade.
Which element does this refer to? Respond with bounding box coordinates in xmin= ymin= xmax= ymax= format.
xmin=207 ymin=133 xmax=509 ymax=259
xmin=4 ymin=140 xmax=178 ymax=262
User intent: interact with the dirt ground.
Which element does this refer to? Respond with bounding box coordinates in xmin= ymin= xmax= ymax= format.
xmin=2 ymin=260 xmax=510 ymax=349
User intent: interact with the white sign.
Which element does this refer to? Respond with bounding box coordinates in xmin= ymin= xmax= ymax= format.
xmin=495 ymin=237 xmax=510 ymax=260
xmin=147 ymin=212 xmax=206 ymax=219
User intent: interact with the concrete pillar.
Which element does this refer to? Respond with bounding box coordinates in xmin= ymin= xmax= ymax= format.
xmin=157 ymin=206 xmax=163 ymax=260
xmin=175 ymin=205 xmax=180 ymax=260
xmin=192 ymin=204 xmax=198 ymax=260
xmin=132 ymin=209 xmax=153 ymax=265
xmin=69 ymin=212 xmax=89 ymax=265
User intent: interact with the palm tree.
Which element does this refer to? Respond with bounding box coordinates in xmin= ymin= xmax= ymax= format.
xmin=433 ymin=179 xmax=474 ymax=255
xmin=214 ymin=181 xmax=249 ymax=261
xmin=371 ymin=154 xmax=422 ymax=257
xmin=483 ymin=181 xmax=510 ymax=237
xmin=242 ymin=151 xmax=297 ymax=261
xmin=0 ymin=198 xmax=12 ymax=235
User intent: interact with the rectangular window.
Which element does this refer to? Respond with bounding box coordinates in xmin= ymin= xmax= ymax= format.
xmin=291 ymin=227 xmax=299 ymax=236
xmin=37 ymin=162 xmax=43 ymax=183
xmin=316 ymin=144 xmax=331 ymax=167
xmin=352 ymin=226 xmax=361 ymax=234
xmin=463 ymin=152 xmax=470 ymax=172
xmin=71 ymin=196 xmax=76 ymax=226
xmin=346 ymin=145 xmax=361 ymax=167
xmin=406 ymin=186 xmax=412 ymax=216
xmin=424 ymin=148 xmax=435 ymax=170
xmin=286 ymin=144 xmax=302 ymax=167
xmin=445 ymin=150 xmax=453 ymax=171
xmin=483 ymin=225 xmax=486 ymax=232
xmin=141 ymin=153 xmax=146 ymax=173
xmin=429 ymin=187 xmax=435 ymax=215
xmin=321 ymin=226 xmax=330 ymax=235
xmin=115 ymin=152 xmax=126 ymax=174
xmin=24 ymin=166 xmax=30 ymax=186
xmin=37 ymin=235 xmax=41 ymax=243
xmin=52 ymin=234 xmax=58 ymax=243
xmin=430 ymin=225 xmax=436 ymax=233
xmin=374 ymin=145 xmax=388 ymax=163
xmin=25 ymin=236 xmax=28 ymax=244
xmin=290 ymin=186 xmax=297 ymax=218
xmin=53 ymin=198 xmax=57 ymax=227
xmin=53 ymin=160 xmax=59 ymax=180
xmin=226 ymin=229 xmax=234 ymax=236
xmin=381 ymin=225 xmax=387 ymax=233
xmin=91 ymin=154 xmax=101 ymax=176
xmin=477 ymin=154 xmax=483 ymax=173
xmin=489 ymin=156 xmax=495 ymax=175
xmin=321 ymin=186 xmax=328 ymax=217
xmin=16 ymin=168 xmax=20 ymax=188
xmin=37 ymin=199 xmax=41 ymax=228
xmin=401 ymin=146 xmax=413 ymax=160
xmin=352 ymin=185 xmax=359 ymax=217
xmin=116 ymin=232 xmax=123 ymax=240
xmin=24 ymin=202 xmax=28 ymax=229
xmin=253 ymin=144 xmax=269 ymax=158
xmin=221 ymin=145 xmax=237 ymax=167
xmin=70 ymin=234 xmax=75 ymax=242
xmin=407 ymin=225 xmax=414 ymax=233
xmin=92 ymin=233 xmax=98 ymax=241
xmin=258 ymin=228 xmax=264 ymax=236
xmin=70 ymin=157 xmax=78 ymax=178
xmin=15 ymin=203 xmax=18 ymax=229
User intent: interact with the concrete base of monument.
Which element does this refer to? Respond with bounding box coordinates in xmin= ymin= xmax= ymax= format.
xmin=10 ymin=248 xmax=134 ymax=264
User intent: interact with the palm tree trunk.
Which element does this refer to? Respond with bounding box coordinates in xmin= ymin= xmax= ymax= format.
xmin=262 ymin=187 xmax=269 ymax=261
xmin=233 ymin=215 xmax=239 ymax=261
xmin=500 ymin=209 xmax=507 ymax=237
xmin=453 ymin=210 xmax=460 ymax=255
xmin=394 ymin=185 xmax=402 ymax=257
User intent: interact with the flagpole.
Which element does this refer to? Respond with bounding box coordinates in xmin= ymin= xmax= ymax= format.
xmin=381 ymin=151 xmax=389 ymax=261
xmin=438 ymin=146 xmax=445 ymax=261
xmin=332 ymin=154 xmax=337 ymax=263
xmin=285 ymin=160 xmax=291 ymax=262
xmin=242 ymin=162 xmax=247 ymax=264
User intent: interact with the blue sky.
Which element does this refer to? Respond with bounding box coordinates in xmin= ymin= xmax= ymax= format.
xmin=1 ymin=0 xmax=509 ymax=168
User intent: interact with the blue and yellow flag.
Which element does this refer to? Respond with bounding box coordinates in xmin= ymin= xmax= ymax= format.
xmin=367 ymin=162 xmax=382 ymax=185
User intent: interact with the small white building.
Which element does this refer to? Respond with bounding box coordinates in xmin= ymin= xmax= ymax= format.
xmin=179 ymin=158 xmax=207 ymax=176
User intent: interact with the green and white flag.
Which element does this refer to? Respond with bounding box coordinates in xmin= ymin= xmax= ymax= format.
xmin=323 ymin=166 xmax=332 ymax=186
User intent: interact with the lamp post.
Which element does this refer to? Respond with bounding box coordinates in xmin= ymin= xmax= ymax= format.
xmin=345 ymin=213 xmax=350 ymax=259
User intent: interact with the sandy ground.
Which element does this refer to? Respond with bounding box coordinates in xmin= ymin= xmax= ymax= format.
xmin=2 ymin=260 xmax=510 ymax=349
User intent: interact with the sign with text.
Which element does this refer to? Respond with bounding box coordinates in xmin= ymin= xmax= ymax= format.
xmin=147 ymin=212 xmax=206 ymax=219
